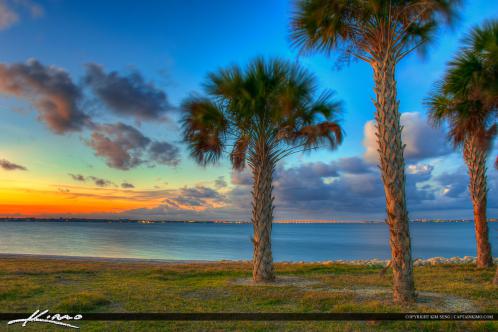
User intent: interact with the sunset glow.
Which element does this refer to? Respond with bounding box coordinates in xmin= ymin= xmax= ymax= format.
xmin=0 ymin=0 xmax=496 ymax=221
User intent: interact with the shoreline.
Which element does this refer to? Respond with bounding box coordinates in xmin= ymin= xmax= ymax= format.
xmin=1 ymin=253 xmax=496 ymax=266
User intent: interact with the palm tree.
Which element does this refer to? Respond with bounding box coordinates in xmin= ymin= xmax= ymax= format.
xmin=494 ymin=265 xmax=498 ymax=286
xmin=495 ymin=153 xmax=498 ymax=286
xmin=290 ymin=0 xmax=460 ymax=303
xmin=427 ymin=21 xmax=497 ymax=268
xmin=181 ymin=58 xmax=343 ymax=282
xmin=495 ymin=156 xmax=498 ymax=286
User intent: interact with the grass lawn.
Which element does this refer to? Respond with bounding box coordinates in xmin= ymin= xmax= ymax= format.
xmin=0 ymin=257 xmax=496 ymax=331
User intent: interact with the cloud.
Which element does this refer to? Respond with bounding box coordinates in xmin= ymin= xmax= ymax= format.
xmin=271 ymin=161 xmax=383 ymax=214
xmin=84 ymin=63 xmax=173 ymax=121
xmin=0 ymin=60 xmax=180 ymax=170
xmin=363 ymin=112 xmax=451 ymax=164
xmin=121 ymin=182 xmax=135 ymax=189
xmin=86 ymin=123 xmax=150 ymax=170
xmin=406 ymin=163 xmax=434 ymax=176
xmin=68 ymin=173 xmax=115 ymax=187
xmin=86 ymin=122 xmax=180 ymax=170
xmin=0 ymin=59 xmax=91 ymax=134
xmin=68 ymin=173 xmax=86 ymax=181
xmin=114 ymin=184 xmax=242 ymax=221
xmin=214 ymin=176 xmax=227 ymax=188
xmin=0 ymin=0 xmax=42 ymax=30
xmin=335 ymin=157 xmax=371 ymax=174
xmin=0 ymin=158 xmax=26 ymax=170
xmin=65 ymin=153 xmax=497 ymax=221
xmin=226 ymin=157 xmax=438 ymax=220
xmin=89 ymin=176 xmax=114 ymax=187
xmin=148 ymin=141 xmax=180 ymax=167
xmin=231 ymin=169 xmax=252 ymax=186
xmin=0 ymin=1 xmax=18 ymax=30
xmin=117 ymin=158 xmax=387 ymax=221
xmin=434 ymin=168 xmax=469 ymax=199
xmin=163 ymin=185 xmax=225 ymax=208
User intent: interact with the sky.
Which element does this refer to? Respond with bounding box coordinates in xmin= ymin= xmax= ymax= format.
xmin=0 ymin=0 xmax=496 ymax=221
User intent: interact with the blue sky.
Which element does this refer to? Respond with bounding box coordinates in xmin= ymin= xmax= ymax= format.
xmin=0 ymin=0 xmax=496 ymax=220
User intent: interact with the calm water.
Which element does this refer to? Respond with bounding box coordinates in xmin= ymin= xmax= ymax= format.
xmin=0 ymin=221 xmax=496 ymax=261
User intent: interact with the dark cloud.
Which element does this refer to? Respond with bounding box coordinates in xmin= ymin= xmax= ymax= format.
xmin=227 ymin=157 xmax=438 ymax=219
xmin=433 ymin=167 xmax=481 ymax=201
xmin=86 ymin=122 xmax=180 ymax=170
xmin=121 ymin=182 xmax=135 ymax=189
xmin=0 ymin=159 xmax=27 ymax=171
xmin=84 ymin=63 xmax=173 ymax=121
xmin=89 ymin=176 xmax=114 ymax=187
xmin=364 ymin=112 xmax=452 ymax=163
xmin=231 ymin=169 xmax=253 ymax=186
xmin=68 ymin=173 xmax=115 ymax=187
xmin=114 ymin=185 xmax=241 ymax=221
xmin=0 ymin=59 xmax=91 ymax=134
xmin=86 ymin=123 xmax=150 ymax=170
xmin=335 ymin=157 xmax=372 ymax=174
xmin=92 ymin=155 xmax=498 ymax=221
xmin=148 ymin=141 xmax=180 ymax=167
xmin=164 ymin=185 xmax=225 ymax=208
xmin=68 ymin=173 xmax=86 ymax=181
xmin=214 ymin=176 xmax=227 ymax=188
xmin=0 ymin=60 xmax=180 ymax=171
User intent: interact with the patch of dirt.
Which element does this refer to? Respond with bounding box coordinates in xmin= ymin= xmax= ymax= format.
xmin=417 ymin=291 xmax=476 ymax=312
xmin=325 ymin=287 xmax=476 ymax=312
xmin=231 ymin=279 xmax=477 ymax=312
xmin=231 ymin=276 xmax=322 ymax=288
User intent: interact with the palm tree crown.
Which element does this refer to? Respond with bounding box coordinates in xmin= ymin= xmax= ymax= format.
xmin=182 ymin=57 xmax=343 ymax=169
xmin=291 ymin=0 xmax=460 ymax=64
xmin=428 ymin=20 xmax=497 ymax=148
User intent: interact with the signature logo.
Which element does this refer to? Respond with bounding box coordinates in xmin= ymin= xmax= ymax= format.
xmin=7 ymin=309 xmax=82 ymax=329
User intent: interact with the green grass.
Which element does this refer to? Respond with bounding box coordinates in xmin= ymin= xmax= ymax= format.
xmin=0 ymin=258 xmax=496 ymax=331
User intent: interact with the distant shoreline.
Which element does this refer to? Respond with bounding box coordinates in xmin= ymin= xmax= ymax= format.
xmin=0 ymin=218 xmax=495 ymax=224
xmin=0 ymin=253 xmax=496 ymax=266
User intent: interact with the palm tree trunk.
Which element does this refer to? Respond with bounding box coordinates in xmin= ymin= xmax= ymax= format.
xmin=372 ymin=57 xmax=416 ymax=304
xmin=463 ymin=134 xmax=493 ymax=268
xmin=250 ymin=138 xmax=275 ymax=282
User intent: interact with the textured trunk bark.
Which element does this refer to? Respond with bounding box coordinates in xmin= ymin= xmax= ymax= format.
xmin=494 ymin=266 xmax=498 ymax=285
xmin=372 ymin=57 xmax=416 ymax=304
xmin=463 ymin=135 xmax=493 ymax=268
xmin=250 ymin=138 xmax=275 ymax=282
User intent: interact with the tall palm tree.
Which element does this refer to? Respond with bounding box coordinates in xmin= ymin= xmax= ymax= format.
xmin=181 ymin=58 xmax=343 ymax=282
xmin=427 ymin=21 xmax=497 ymax=268
xmin=495 ymin=157 xmax=498 ymax=286
xmin=290 ymin=0 xmax=460 ymax=303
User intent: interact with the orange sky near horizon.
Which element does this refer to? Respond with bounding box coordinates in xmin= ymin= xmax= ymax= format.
xmin=0 ymin=186 xmax=161 ymax=217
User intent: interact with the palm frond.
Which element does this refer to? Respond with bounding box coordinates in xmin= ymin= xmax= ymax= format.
xmin=230 ymin=134 xmax=250 ymax=170
xmin=181 ymin=57 xmax=344 ymax=169
xmin=426 ymin=20 xmax=498 ymax=148
xmin=181 ymin=97 xmax=228 ymax=166
xmin=290 ymin=0 xmax=461 ymax=62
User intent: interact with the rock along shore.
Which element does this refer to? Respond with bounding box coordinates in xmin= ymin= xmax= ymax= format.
xmin=277 ymin=256 xmax=498 ymax=266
